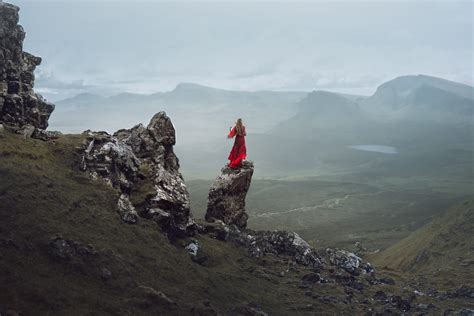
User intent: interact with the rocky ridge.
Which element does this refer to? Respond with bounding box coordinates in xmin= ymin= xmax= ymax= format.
xmin=0 ymin=2 xmax=55 ymax=132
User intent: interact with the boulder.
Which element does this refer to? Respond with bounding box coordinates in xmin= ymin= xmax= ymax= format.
xmin=327 ymin=248 xmax=363 ymax=274
xmin=80 ymin=112 xmax=196 ymax=238
xmin=205 ymin=161 xmax=254 ymax=228
xmin=0 ymin=3 xmax=55 ymax=129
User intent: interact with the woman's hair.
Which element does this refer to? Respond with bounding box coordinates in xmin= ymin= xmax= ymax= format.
xmin=235 ymin=118 xmax=244 ymax=136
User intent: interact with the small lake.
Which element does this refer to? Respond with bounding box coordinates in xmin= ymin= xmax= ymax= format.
xmin=347 ymin=144 xmax=398 ymax=154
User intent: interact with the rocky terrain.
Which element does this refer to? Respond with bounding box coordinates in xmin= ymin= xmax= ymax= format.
xmin=0 ymin=2 xmax=54 ymax=132
xmin=0 ymin=1 xmax=473 ymax=315
xmin=80 ymin=112 xmax=196 ymax=238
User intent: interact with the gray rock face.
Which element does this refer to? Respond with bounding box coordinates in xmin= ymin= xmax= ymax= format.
xmin=0 ymin=2 xmax=54 ymax=129
xmin=200 ymin=221 xmax=322 ymax=270
xmin=237 ymin=229 xmax=322 ymax=270
xmin=327 ymin=248 xmax=365 ymax=274
xmin=81 ymin=112 xmax=196 ymax=238
xmin=205 ymin=161 xmax=254 ymax=228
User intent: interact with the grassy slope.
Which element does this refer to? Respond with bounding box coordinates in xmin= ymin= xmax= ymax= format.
xmin=371 ymin=199 xmax=474 ymax=288
xmin=0 ymin=130 xmax=361 ymax=315
xmin=187 ymin=178 xmax=462 ymax=251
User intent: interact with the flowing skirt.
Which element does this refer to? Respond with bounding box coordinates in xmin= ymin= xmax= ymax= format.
xmin=228 ymin=135 xmax=246 ymax=168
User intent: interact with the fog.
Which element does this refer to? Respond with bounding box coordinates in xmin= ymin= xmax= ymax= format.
xmin=8 ymin=0 xmax=473 ymax=102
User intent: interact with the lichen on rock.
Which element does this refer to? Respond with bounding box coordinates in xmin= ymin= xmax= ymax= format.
xmin=80 ymin=111 xmax=196 ymax=238
xmin=0 ymin=2 xmax=55 ymax=130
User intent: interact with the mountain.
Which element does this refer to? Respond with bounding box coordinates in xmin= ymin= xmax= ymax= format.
xmin=361 ymin=75 xmax=474 ymax=122
xmin=270 ymin=90 xmax=369 ymax=140
xmin=49 ymin=83 xmax=307 ymax=142
xmin=56 ymin=93 xmax=105 ymax=108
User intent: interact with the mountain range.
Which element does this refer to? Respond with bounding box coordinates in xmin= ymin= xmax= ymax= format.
xmin=48 ymin=74 xmax=473 ymax=179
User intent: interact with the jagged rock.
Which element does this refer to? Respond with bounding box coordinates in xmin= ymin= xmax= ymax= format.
xmin=117 ymin=194 xmax=139 ymax=224
xmin=185 ymin=240 xmax=199 ymax=256
xmin=206 ymin=161 xmax=254 ymax=228
xmin=80 ymin=112 xmax=196 ymax=238
xmin=229 ymin=229 xmax=322 ymax=270
xmin=0 ymin=3 xmax=55 ymax=129
xmin=327 ymin=248 xmax=363 ymax=274
xmin=31 ymin=128 xmax=61 ymax=141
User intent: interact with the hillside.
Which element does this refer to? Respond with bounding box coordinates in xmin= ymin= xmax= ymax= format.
xmin=1 ymin=129 xmax=473 ymax=315
xmin=372 ymin=200 xmax=474 ymax=280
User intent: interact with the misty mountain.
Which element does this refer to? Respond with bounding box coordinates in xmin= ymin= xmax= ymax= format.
xmin=269 ymin=90 xmax=369 ymax=141
xmin=48 ymin=75 xmax=473 ymax=179
xmin=361 ymin=75 xmax=474 ymax=122
xmin=49 ymin=83 xmax=307 ymax=146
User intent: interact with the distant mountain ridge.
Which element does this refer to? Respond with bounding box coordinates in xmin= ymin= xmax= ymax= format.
xmin=361 ymin=75 xmax=474 ymax=121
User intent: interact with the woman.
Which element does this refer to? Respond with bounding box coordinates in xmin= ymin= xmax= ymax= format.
xmin=227 ymin=118 xmax=247 ymax=169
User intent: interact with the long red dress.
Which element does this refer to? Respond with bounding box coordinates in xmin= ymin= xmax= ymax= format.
xmin=228 ymin=126 xmax=247 ymax=169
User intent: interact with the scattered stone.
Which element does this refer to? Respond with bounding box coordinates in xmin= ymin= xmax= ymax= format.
xmin=19 ymin=124 xmax=34 ymax=138
xmin=354 ymin=241 xmax=367 ymax=255
xmin=389 ymin=295 xmax=411 ymax=312
xmin=205 ymin=161 xmax=254 ymax=228
xmin=443 ymin=308 xmax=474 ymax=316
xmin=452 ymin=285 xmax=474 ymax=299
xmin=117 ymin=194 xmax=138 ymax=224
xmin=374 ymin=290 xmax=388 ymax=302
xmin=417 ymin=303 xmax=435 ymax=311
xmin=100 ymin=268 xmax=112 ymax=281
xmin=301 ymin=272 xmax=321 ymax=284
xmin=185 ymin=240 xmax=199 ymax=256
xmin=48 ymin=236 xmax=98 ymax=262
xmin=361 ymin=262 xmax=375 ymax=274
xmin=31 ymin=128 xmax=61 ymax=141
xmin=332 ymin=271 xmax=364 ymax=291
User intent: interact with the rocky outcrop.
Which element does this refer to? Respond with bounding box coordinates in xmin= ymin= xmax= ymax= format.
xmin=0 ymin=2 xmax=54 ymax=130
xmin=200 ymin=220 xmax=322 ymax=270
xmin=205 ymin=161 xmax=254 ymax=228
xmin=80 ymin=112 xmax=196 ymax=238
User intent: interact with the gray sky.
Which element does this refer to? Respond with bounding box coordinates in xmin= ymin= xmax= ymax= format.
xmin=9 ymin=0 xmax=474 ymax=101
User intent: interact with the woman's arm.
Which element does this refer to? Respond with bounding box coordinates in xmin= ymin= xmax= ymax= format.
xmin=228 ymin=126 xmax=236 ymax=138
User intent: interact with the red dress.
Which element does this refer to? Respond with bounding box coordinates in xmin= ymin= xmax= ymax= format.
xmin=228 ymin=126 xmax=247 ymax=169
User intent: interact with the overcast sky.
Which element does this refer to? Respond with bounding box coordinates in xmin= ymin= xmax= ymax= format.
xmin=8 ymin=0 xmax=474 ymax=101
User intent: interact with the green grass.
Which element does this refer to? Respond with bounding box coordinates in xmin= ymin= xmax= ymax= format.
xmin=188 ymin=178 xmax=465 ymax=250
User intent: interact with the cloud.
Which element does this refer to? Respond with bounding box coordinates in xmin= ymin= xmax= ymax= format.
xmin=10 ymin=0 xmax=471 ymax=100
